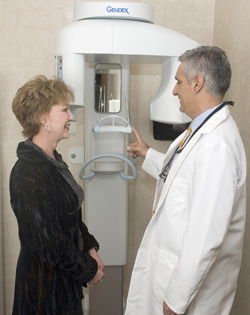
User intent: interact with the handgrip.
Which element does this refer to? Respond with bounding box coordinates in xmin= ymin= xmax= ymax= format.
xmin=79 ymin=154 xmax=137 ymax=180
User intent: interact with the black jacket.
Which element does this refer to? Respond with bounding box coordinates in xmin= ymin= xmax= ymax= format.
xmin=10 ymin=141 xmax=98 ymax=315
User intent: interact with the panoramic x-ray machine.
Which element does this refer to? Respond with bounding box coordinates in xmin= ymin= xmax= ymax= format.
xmin=56 ymin=2 xmax=199 ymax=314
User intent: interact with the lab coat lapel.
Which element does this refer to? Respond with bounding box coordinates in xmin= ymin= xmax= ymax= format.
xmin=160 ymin=132 xmax=185 ymax=173
xmin=151 ymin=131 xmax=189 ymax=217
xmin=154 ymin=132 xmax=185 ymax=195
xmin=156 ymin=133 xmax=200 ymax=213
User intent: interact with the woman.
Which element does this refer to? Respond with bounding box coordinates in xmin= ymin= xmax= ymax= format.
xmin=10 ymin=75 xmax=105 ymax=315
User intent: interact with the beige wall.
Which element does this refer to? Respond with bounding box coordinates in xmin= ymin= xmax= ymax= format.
xmin=1 ymin=0 xmax=249 ymax=314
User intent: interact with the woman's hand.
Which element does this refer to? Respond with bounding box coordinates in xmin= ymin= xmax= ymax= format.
xmin=88 ymin=248 xmax=105 ymax=285
xmin=88 ymin=248 xmax=104 ymax=271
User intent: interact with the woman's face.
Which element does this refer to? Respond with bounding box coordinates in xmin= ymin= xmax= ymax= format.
xmin=45 ymin=100 xmax=74 ymax=142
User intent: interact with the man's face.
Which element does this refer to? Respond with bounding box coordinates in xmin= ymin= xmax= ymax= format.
xmin=172 ymin=62 xmax=195 ymax=119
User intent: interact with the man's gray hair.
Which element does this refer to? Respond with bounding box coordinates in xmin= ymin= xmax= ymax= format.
xmin=179 ymin=46 xmax=231 ymax=98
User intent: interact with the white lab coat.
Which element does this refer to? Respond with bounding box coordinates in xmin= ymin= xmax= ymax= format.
xmin=125 ymin=106 xmax=246 ymax=315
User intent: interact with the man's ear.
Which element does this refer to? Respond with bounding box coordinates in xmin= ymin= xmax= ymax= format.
xmin=192 ymin=73 xmax=205 ymax=93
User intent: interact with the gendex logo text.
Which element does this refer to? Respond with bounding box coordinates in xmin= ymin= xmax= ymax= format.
xmin=106 ymin=6 xmax=129 ymax=14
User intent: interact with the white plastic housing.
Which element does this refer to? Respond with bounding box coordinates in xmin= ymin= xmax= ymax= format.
xmin=56 ymin=17 xmax=199 ymax=124
xmin=150 ymin=57 xmax=191 ymax=124
xmin=55 ymin=2 xmax=200 ymax=268
xmin=73 ymin=2 xmax=154 ymax=23
xmin=56 ymin=53 xmax=85 ymax=121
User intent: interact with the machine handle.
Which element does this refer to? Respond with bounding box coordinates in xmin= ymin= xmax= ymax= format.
xmin=79 ymin=153 xmax=137 ymax=180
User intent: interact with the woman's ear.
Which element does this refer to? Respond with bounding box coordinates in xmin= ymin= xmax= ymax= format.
xmin=192 ymin=73 xmax=205 ymax=93
xmin=39 ymin=113 xmax=48 ymax=125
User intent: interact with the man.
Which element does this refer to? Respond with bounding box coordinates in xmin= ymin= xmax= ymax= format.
xmin=125 ymin=46 xmax=246 ymax=315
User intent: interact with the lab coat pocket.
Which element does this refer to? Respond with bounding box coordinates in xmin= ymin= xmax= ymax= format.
xmin=152 ymin=245 xmax=178 ymax=292
xmin=164 ymin=177 xmax=188 ymax=212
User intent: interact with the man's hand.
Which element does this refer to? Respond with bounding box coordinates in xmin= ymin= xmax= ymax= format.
xmin=163 ymin=301 xmax=182 ymax=315
xmin=88 ymin=248 xmax=105 ymax=285
xmin=126 ymin=126 xmax=149 ymax=158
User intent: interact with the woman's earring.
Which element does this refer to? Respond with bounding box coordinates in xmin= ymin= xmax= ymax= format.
xmin=42 ymin=124 xmax=51 ymax=132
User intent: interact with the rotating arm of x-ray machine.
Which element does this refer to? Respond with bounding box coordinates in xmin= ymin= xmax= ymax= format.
xmin=79 ymin=154 xmax=137 ymax=180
